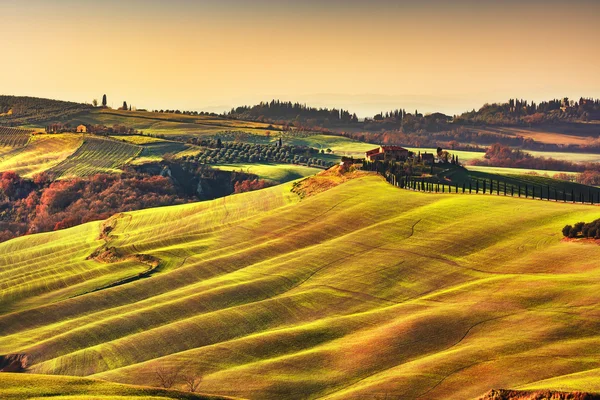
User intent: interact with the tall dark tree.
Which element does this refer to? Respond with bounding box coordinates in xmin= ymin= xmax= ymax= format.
xmin=123 ymin=101 xmax=128 ymax=110
xmin=102 ymin=94 xmax=107 ymax=107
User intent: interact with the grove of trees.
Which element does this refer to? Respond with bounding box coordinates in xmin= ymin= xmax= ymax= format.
xmin=180 ymin=139 xmax=334 ymax=168
xmin=563 ymin=219 xmax=600 ymax=239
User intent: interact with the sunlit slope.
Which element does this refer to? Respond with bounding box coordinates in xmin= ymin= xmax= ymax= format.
xmin=0 ymin=373 xmax=234 ymax=400
xmin=48 ymin=136 xmax=142 ymax=178
xmin=0 ymin=134 xmax=83 ymax=177
xmin=1 ymin=175 xmax=600 ymax=399
xmin=71 ymin=109 xmax=280 ymax=138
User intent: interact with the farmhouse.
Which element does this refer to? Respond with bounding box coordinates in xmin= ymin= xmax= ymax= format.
xmin=365 ymin=146 xmax=410 ymax=162
xmin=76 ymin=124 xmax=87 ymax=133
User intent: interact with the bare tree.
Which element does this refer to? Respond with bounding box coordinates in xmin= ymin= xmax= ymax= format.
xmin=182 ymin=373 xmax=202 ymax=393
xmin=154 ymin=365 xmax=180 ymax=389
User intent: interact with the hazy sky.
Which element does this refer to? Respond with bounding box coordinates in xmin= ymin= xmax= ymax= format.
xmin=1 ymin=0 xmax=599 ymax=116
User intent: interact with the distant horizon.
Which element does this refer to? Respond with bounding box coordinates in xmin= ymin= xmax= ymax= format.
xmin=3 ymin=91 xmax=596 ymax=119
xmin=2 ymin=0 xmax=599 ymax=118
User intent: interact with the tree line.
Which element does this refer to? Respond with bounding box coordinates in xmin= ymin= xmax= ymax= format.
xmin=455 ymin=97 xmax=600 ymax=125
xmin=226 ymin=99 xmax=359 ymax=125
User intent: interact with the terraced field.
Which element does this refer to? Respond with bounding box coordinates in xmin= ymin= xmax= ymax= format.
xmin=0 ymin=126 xmax=32 ymax=158
xmin=48 ymin=136 xmax=142 ymax=178
xmin=0 ymin=133 xmax=83 ymax=177
xmin=1 ymin=172 xmax=600 ymax=399
xmin=0 ymin=126 xmax=32 ymax=148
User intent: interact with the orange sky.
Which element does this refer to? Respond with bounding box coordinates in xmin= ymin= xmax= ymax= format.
xmin=1 ymin=0 xmax=599 ymax=116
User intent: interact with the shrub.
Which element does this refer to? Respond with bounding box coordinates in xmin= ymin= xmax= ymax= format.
xmin=563 ymin=219 xmax=600 ymax=239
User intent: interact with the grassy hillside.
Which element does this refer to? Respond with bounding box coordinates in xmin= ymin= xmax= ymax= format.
xmin=441 ymin=167 xmax=600 ymax=200
xmin=0 ymin=373 xmax=235 ymax=400
xmin=0 ymin=133 xmax=83 ymax=177
xmin=48 ymin=136 xmax=142 ymax=178
xmin=66 ymin=109 xmax=281 ymax=139
xmin=213 ymin=163 xmax=321 ymax=183
xmin=1 ymin=173 xmax=600 ymax=399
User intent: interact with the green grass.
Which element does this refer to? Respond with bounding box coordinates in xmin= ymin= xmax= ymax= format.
xmin=63 ymin=109 xmax=281 ymax=139
xmin=213 ymin=163 xmax=321 ymax=183
xmin=48 ymin=136 xmax=142 ymax=178
xmin=2 ymin=174 xmax=600 ymax=399
xmin=527 ymin=150 xmax=600 ymax=163
xmin=467 ymin=165 xmax=573 ymax=177
xmin=0 ymin=133 xmax=83 ymax=177
xmin=0 ymin=373 xmax=233 ymax=400
xmin=440 ymin=166 xmax=600 ymax=200
xmin=286 ymin=134 xmax=376 ymax=156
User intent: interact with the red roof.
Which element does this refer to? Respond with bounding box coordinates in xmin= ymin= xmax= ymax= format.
xmin=380 ymin=146 xmax=408 ymax=152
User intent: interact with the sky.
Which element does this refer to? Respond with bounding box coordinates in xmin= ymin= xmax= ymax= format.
xmin=1 ymin=0 xmax=599 ymax=117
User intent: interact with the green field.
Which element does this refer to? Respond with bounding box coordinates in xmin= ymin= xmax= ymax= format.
xmin=213 ymin=163 xmax=321 ymax=183
xmin=437 ymin=166 xmax=600 ymax=201
xmin=0 ymin=373 xmax=232 ymax=400
xmin=0 ymin=133 xmax=83 ymax=177
xmin=2 ymin=173 xmax=600 ymax=399
xmin=527 ymin=150 xmax=600 ymax=163
xmin=64 ymin=109 xmax=282 ymax=139
xmin=467 ymin=165 xmax=572 ymax=177
xmin=48 ymin=136 xmax=142 ymax=178
xmin=286 ymin=134 xmax=376 ymax=156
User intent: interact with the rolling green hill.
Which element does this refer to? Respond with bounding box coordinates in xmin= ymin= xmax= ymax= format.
xmin=0 ymin=133 xmax=83 ymax=177
xmin=48 ymin=136 xmax=142 ymax=179
xmin=65 ymin=109 xmax=281 ymax=139
xmin=0 ymin=373 xmax=235 ymax=400
xmin=1 ymin=172 xmax=600 ymax=399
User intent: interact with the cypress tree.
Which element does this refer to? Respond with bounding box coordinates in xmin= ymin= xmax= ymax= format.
xmin=102 ymin=94 xmax=107 ymax=107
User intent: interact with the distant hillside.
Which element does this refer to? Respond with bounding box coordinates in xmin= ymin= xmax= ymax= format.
xmin=0 ymin=95 xmax=91 ymax=126
xmin=456 ymin=97 xmax=600 ymax=126
xmin=227 ymin=97 xmax=600 ymax=129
